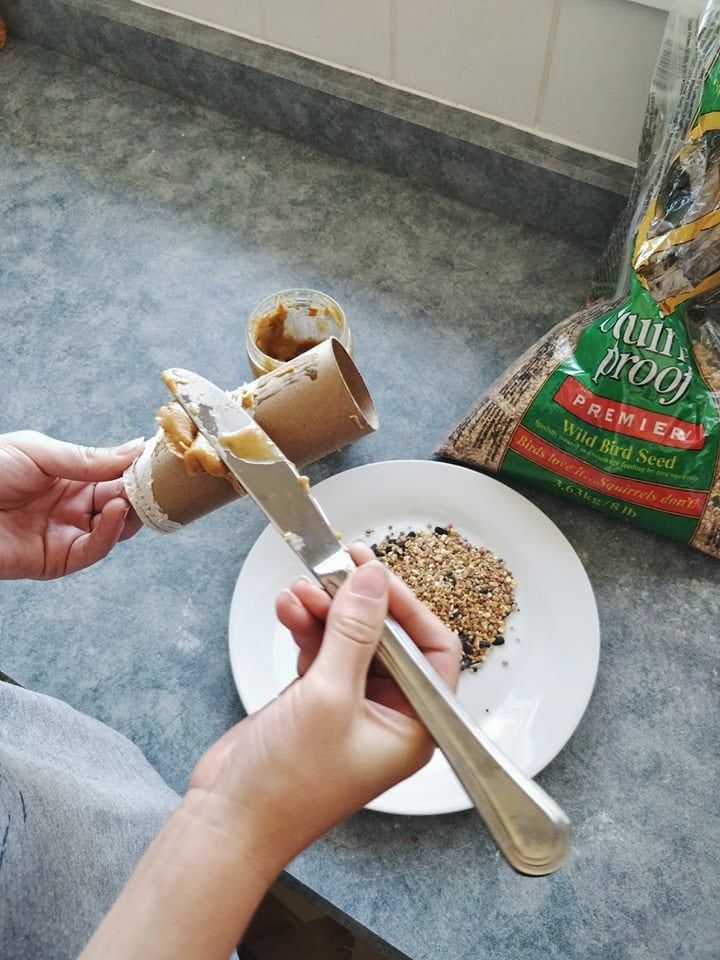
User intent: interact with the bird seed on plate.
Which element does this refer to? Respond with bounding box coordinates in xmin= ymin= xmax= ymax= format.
xmin=371 ymin=525 xmax=516 ymax=670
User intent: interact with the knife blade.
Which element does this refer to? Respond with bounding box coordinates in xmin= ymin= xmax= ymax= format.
xmin=162 ymin=368 xmax=351 ymax=581
xmin=164 ymin=367 xmax=572 ymax=876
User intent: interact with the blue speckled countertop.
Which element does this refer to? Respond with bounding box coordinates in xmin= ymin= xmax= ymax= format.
xmin=1 ymin=40 xmax=718 ymax=960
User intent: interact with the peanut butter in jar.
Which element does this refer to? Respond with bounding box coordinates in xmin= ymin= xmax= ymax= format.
xmin=246 ymin=289 xmax=353 ymax=377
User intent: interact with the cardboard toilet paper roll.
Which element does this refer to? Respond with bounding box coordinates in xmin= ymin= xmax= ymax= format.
xmin=124 ymin=338 xmax=378 ymax=532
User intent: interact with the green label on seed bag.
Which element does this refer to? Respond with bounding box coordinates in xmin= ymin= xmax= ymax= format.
xmin=498 ymin=275 xmax=719 ymax=543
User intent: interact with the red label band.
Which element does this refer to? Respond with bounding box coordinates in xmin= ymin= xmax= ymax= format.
xmin=553 ymin=376 xmax=706 ymax=450
xmin=510 ymin=425 xmax=707 ymax=518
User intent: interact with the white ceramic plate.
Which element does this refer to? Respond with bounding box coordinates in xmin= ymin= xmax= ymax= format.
xmin=228 ymin=460 xmax=600 ymax=815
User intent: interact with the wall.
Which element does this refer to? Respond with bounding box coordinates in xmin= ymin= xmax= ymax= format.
xmin=130 ymin=0 xmax=669 ymax=164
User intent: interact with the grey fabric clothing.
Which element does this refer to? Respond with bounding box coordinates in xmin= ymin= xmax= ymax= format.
xmin=0 ymin=682 xmax=179 ymax=959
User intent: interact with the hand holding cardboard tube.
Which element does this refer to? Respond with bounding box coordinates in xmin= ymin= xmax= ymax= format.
xmin=124 ymin=339 xmax=378 ymax=532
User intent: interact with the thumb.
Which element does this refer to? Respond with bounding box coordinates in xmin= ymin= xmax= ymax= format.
xmin=10 ymin=431 xmax=145 ymax=482
xmin=315 ymin=561 xmax=389 ymax=692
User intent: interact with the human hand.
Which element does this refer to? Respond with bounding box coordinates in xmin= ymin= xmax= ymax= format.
xmin=81 ymin=544 xmax=459 ymax=960
xmin=0 ymin=431 xmax=145 ymax=580
xmin=189 ymin=543 xmax=460 ymax=878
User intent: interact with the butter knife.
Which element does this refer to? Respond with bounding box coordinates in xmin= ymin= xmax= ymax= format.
xmin=164 ymin=367 xmax=571 ymax=876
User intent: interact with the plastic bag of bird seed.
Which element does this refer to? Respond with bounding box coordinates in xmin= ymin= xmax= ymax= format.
xmin=438 ymin=0 xmax=720 ymax=559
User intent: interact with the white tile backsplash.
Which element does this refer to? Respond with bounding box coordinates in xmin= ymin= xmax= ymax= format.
xmin=136 ymin=0 xmax=264 ymax=37
xmin=131 ymin=0 xmax=672 ymax=163
xmin=394 ymin=0 xmax=556 ymax=127
xmin=262 ymin=0 xmax=392 ymax=78
xmin=539 ymin=0 xmax=667 ymax=160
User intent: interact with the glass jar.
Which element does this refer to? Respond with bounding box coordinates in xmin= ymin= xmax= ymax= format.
xmin=246 ymin=288 xmax=353 ymax=378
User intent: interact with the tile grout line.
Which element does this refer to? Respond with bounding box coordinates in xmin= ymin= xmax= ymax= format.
xmin=389 ymin=0 xmax=397 ymax=82
xmin=533 ymin=0 xmax=562 ymax=129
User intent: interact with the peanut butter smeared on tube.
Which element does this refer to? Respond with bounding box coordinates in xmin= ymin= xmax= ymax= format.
xmin=219 ymin=425 xmax=281 ymax=463
xmin=156 ymin=402 xmax=228 ymax=478
xmin=124 ymin=338 xmax=378 ymax=532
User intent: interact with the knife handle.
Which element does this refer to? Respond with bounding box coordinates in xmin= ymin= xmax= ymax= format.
xmin=320 ymin=568 xmax=571 ymax=876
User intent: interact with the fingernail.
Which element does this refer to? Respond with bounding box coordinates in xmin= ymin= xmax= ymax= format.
xmin=350 ymin=561 xmax=388 ymax=599
xmin=293 ymin=576 xmax=325 ymax=593
xmin=115 ymin=437 xmax=145 ymax=455
xmin=280 ymin=587 xmax=300 ymax=606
